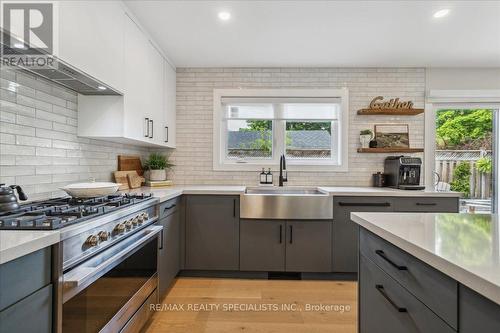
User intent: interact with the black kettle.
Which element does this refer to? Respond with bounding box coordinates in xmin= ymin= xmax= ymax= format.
xmin=0 ymin=184 xmax=28 ymax=212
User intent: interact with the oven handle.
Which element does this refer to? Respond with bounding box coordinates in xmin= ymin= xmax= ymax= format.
xmin=63 ymin=225 xmax=162 ymax=295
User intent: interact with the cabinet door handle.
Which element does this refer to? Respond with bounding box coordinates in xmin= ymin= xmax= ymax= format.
xmin=338 ymin=202 xmax=391 ymax=207
xmin=149 ymin=119 xmax=154 ymax=138
xmin=375 ymin=250 xmax=408 ymax=271
xmin=233 ymin=199 xmax=236 ymax=217
xmin=416 ymin=202 xmax=437 ymax=206
xmin=144 ymin=118 xmax=150 ymax=137
xmin=375 ymin=285 xmax=407 ymax=312
xmin=159 ymin=228 xmax=164 ymax=250
xmin=279 ymin=225 xmax=282 ymax=244
xmin=165 ymin=126 xmax=169 ymax=143
xmin=289 ymin=225 xmax=293 ymax=244
xmin=164 ymin=204 xmax=176 ymax=213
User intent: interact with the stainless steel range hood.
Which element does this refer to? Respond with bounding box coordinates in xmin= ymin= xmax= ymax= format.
xmin=1 ymin=30 xmax=122 ymax=96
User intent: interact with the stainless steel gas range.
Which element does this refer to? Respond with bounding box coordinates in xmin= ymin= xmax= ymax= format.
xmin=1 ymin=194 xmax=163 ymax=333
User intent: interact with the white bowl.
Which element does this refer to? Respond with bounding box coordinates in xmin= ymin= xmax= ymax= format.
xmin=60 ymin=182 xmax=121 ymax=198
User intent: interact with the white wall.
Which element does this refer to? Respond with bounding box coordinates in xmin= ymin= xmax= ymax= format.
xmin=426 ymin=68 xmax=500 ymax=91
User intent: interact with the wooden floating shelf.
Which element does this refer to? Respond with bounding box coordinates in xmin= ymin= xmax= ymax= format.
xmin=357 ymin=108 xmax=424 ymax=116
xmin=357 ymin=148 xmax=424 ymax=153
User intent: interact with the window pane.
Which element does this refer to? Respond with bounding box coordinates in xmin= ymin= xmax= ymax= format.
xmin=227 ymin=120 xmax=273 ymax=159
xmin=282 ymin=103 xmax=339 ymax=120
xmin=434 ymin=109 xmax=494 ymax=213
xmin=285 ymin=121 xmax=332 ymax=159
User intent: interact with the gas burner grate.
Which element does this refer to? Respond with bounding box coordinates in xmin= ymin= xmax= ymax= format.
xmin=0 ymin=192 xmax=155 ymax=230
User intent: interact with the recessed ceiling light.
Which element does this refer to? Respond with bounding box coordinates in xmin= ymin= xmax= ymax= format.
xmin=218 ymin=11 xmax=231 ymax=21
xmin=433 ymin=9 xmax=450 ymax=18
xmin=97 ymin=86 xmax=107 ymax=91
xmin=13 ymin=42 xmax=25 ymax=49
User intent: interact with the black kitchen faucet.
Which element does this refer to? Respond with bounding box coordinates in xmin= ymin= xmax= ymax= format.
xmin=279 ymin=154 xmax=288 ymax=187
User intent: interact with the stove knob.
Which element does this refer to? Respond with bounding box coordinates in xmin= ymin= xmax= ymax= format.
xmin=142 ymin=212 xmax=149 ymax=220
xmin=85 ymin=234 xmax=99 ymax=247
xmin=125 ymin=219 xmax=133 ymax=229
xmin=131 ymin=217 xmax=139 ymax=227
xmin=98 ymin=231 xmax=109 ymax=241
xmin=114 ymin=223 xmax=126 ymax=233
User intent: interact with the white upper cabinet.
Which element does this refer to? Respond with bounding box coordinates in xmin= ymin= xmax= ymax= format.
xmin=163 ymin=61 xmax=176 ymax=148
xmin=57 ymin=1 xmax=125 ymax=92
xmin=78 ymin=10 xmax=176 ymax=148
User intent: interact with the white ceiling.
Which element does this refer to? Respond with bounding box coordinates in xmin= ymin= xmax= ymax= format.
xmin=124 ymin=0 xmax=500 ymax=68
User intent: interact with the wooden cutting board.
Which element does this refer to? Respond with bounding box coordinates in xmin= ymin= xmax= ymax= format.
xmin=113 ymin=171 xmax=145 ymax=190
xmin=127 ymin=172 xmax=145 ymax=189
xmin=118 ymin=155 xmax=144 ymax=176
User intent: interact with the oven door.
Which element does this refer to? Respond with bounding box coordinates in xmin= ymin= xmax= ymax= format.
xmin=62 ymin=225 xmax=162 ymax=333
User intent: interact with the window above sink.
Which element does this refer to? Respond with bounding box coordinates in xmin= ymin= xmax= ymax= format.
xmin=213 ymin=89 xmax=349 ymax=172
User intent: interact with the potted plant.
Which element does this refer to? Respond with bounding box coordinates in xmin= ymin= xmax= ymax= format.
xmin=143 ymin=153 xmax=174 ymax=181
xmin=359 ymin=129 xmax=374 ymax=149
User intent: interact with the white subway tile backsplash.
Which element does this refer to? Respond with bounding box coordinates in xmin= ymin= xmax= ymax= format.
xmin=36 ymin=109 xmax=67 ymax=123
xmin=0 ymin=69 xmax=150 ymax=198
xmin=173 ymin=67 xmax=425 ymax=186
xmin=16 ymin=135 xmax=52 ymax=148
xmin=17 ymin=114 xmax=52 ymax=129
xmin=1 ymin=144 xmax=35 ymax=156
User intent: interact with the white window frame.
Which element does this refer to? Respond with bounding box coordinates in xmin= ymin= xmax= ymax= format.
xmin=213 ymin=88 xmax=349 ymax=171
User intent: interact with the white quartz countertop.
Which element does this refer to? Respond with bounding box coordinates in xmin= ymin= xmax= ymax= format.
xmin=351 ymin=212 xmax=500 ymax=305
xmin=319 ymin=186 xmax=461 ymax=197
xmin=124 ymin=186 xmax=247 ymax=202
xmin=0 ymin=230 xmax=60 ymax=264
xmin=124 ymin=185 xmax=460 ymax=202
xmin=0 ymin=185 xmax=460 ymax=265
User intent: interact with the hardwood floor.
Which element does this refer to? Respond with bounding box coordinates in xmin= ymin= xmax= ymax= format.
xmin=143 ymin=278 xmax=357 ymax=333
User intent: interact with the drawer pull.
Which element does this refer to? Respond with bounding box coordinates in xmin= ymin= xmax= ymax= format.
xmin=164 ymin=204 xmax=176 ymax=211
xmin=375 ymin=284 xmax=407 ymax=313
xmin=375 ymin=250 xmax=408 ymax=271
xmin=279 ymin=225 xmax=283 ymax=244
xmin=338 ymin=202 xmax=391 ymax=207
xmin=416 ymin=203 xmax=437 ymax=206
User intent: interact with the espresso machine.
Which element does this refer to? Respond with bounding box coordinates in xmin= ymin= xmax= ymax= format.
xmin=384 ymin=156 xmax=425 ymax=190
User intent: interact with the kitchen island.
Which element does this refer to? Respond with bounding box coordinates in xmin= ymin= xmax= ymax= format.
xmin=352 ymin=212 xmax=500 ymax=332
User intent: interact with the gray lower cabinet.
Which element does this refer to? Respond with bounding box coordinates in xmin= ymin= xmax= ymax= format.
xmin=0 ymin=247 xmax=51 ymax=311
xmin=338 ymin=196 xmax=459 ymax=273
xmin=359 ymin=255 xmax=455 ymax=333
xmin=0 ymin=284 xmax=53 ymax=333
xmin=240 ymin=220 xmax=332 ymax=272
xmin=157 ymin=208 xmax=181 ymax=298
xmin=459 ymin=284 xmax=500 ymax=332
xmin=360 ymin=228 xmax=458 ymax=328
xmin=333 ymin=197 xmax=393 ymax=273
xmin=240 ymin=219 xmax=285 ymax=271
xmin=393 ymin=197 xmax=459 ymax=212
xmin=185 ymin=195 xmax=240 ymax=270
xmin=286 ymin=220 xmax=332 ymax=272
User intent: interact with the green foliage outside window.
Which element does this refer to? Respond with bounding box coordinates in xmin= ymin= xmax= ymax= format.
xmin=476 ymin=157 xmax=492 ymax=174
xmin=436 ymin=109 xmax=492 ymax=149
xmin=450 ymin=162 xmax=471 ymax=197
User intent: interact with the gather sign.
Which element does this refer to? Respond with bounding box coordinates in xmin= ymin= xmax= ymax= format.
xmin=369 ymin=96 xmax=414 ymax=109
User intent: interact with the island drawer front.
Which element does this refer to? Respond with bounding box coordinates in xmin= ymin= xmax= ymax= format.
xmin=0 ymin=284 xmax=52 ymax=333
xmin=359 ymin=255 xmax=456 ymax=333
xmin=159 ymin=197 xmax=180 ymax=219
xmin=393 ymin=197 xmax=459 ymax=212
xmin=0 ymin=247 xmax=51 ymax=311
xmin=360 ymin=229 xmax=458 ymax=329
xmin=459 ymin=284 xmax=500 ymax=332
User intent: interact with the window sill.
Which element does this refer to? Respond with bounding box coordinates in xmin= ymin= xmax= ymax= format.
xmin=213 ymin=161 xmax=349 ymax=172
